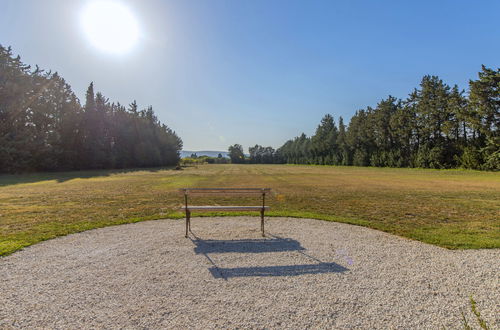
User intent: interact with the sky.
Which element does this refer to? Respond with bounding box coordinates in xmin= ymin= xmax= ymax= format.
xmin=1 ymin=0 xmax=499 ymax=151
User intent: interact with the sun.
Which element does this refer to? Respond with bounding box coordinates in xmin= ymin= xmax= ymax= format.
xmin=80 ymin=1 xmax=139 ymax=54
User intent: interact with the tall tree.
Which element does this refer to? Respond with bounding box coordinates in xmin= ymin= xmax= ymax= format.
xmin=276 ymin=66 xmax=498 ymax=171
xmin=0 ymin=45 xmax=182 ymax=173
xmin=310 ymin=114 xmax=338 ymax=165
xmin=468 ymin=66 xmax=500 ymax=170
xmin=228 ymin=144 xmax=245 ymax=163
xmin=337 ymin=116 xmax=349 ymax=165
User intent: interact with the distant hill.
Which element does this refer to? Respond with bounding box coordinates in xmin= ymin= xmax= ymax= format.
xmin=181 ymin=150 xmax=229 ymax=158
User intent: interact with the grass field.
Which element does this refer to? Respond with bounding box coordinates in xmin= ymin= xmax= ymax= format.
xmin=0 ymin=164 xmax=499 ymax=256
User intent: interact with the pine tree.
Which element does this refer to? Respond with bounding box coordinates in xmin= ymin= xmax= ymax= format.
xmin=310 ymin=114 xmax=338 ymax=164
xmin=0 ymin=45 xmax=182 ymax=173
xmin=469 ymin=66 xmax=500 ymax=170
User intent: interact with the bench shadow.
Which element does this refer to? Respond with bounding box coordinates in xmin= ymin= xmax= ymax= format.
xmin=193 ymin=237 xmax=305 ymax=254
xmin=189 ymin=233 xmax=349 ymax=279
xmin=209 ymin=263 xmax=348 ymax=278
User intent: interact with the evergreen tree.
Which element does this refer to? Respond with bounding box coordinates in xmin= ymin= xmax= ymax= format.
xmin=370 ymin=96 xmax=400 ymax=167
xmin=276 ymin=66 xmax=498 ymax=171
xmin=468 ymin=66 xmax=500 ymax=170
xmin=310 ymin=114 xmax=338 ymax=165
xmin=0 ymin=45 xmax=182 ymax=173
xmin=337 ymin=116 xmax=349 ymax=165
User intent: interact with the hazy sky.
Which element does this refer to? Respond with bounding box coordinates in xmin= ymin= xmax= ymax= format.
xmin=1 ymin=0 xmax=499 ymax=151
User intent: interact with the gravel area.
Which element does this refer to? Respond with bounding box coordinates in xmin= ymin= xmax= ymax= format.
xmin=0 ymin=217 xmax=499 ymax=329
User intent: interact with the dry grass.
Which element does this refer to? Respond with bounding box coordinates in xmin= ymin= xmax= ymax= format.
xmin=0 ymin=164 xmax=499 ymax=255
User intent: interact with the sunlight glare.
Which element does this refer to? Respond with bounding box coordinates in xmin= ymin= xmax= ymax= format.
xmin=80 ymin=1 xmax=139 ymax=54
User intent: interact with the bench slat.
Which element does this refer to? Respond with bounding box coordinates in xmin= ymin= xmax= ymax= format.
xmin=181 ymin=206 xmax=270 ymax=211
xmin=180 ymin=188 xmax=271 ymax=195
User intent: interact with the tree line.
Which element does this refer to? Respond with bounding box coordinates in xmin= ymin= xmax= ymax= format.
xmin=233 ymin=67 xmax=498 ymax=170
xmin=227 ymin=144 xmax=281 ymax=164
xmin=0 ymin=45 xmax=182 ymax=173
xmin=182 ymin=153 xmax=229 ymax=165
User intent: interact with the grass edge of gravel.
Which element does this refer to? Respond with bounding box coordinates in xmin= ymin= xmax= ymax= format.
xmin=2 ymin=210 xmax=499 ymax=257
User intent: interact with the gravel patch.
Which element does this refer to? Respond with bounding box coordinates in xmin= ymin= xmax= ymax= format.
xmin=0 ymin=217 xmax=498 ymax=329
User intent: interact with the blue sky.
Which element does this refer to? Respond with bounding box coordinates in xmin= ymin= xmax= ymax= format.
xmin=1 ymin=0 xmax=499 ymax=151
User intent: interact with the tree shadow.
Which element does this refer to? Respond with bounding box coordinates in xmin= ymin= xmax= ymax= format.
xmin=0 ymin=167 xmax=173 ymax=187
xmin=189 ymin=233 xmax=349 ymax=279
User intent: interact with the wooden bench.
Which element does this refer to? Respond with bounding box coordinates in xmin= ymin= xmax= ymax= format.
xmin=180 ymin=188 xmax=271 ymax=238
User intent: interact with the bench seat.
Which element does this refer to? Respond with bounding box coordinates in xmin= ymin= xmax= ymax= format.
xmin=181 ymin=206 xmax=270 ymax=211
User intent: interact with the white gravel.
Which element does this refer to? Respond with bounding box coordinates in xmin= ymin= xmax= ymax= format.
xmin=0 ymin=217 xmax=498 ymax=329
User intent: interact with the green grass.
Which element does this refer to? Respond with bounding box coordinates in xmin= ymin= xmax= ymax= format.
xmin=1 ymin=164 xmax=499 ymax=256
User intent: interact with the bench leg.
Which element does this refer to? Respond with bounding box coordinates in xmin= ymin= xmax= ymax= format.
xmin=260 ymin=209 xmax=265 ymax=237
xmin=185 ymin=210 xmax=190 ymax=238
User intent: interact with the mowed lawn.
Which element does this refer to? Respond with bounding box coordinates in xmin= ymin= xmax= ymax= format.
xmin=0 ymin=164 xmax=499 ymax=256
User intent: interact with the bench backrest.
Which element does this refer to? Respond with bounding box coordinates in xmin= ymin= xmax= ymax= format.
xmin=180 ymin=188 xmax=271 ymax=196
